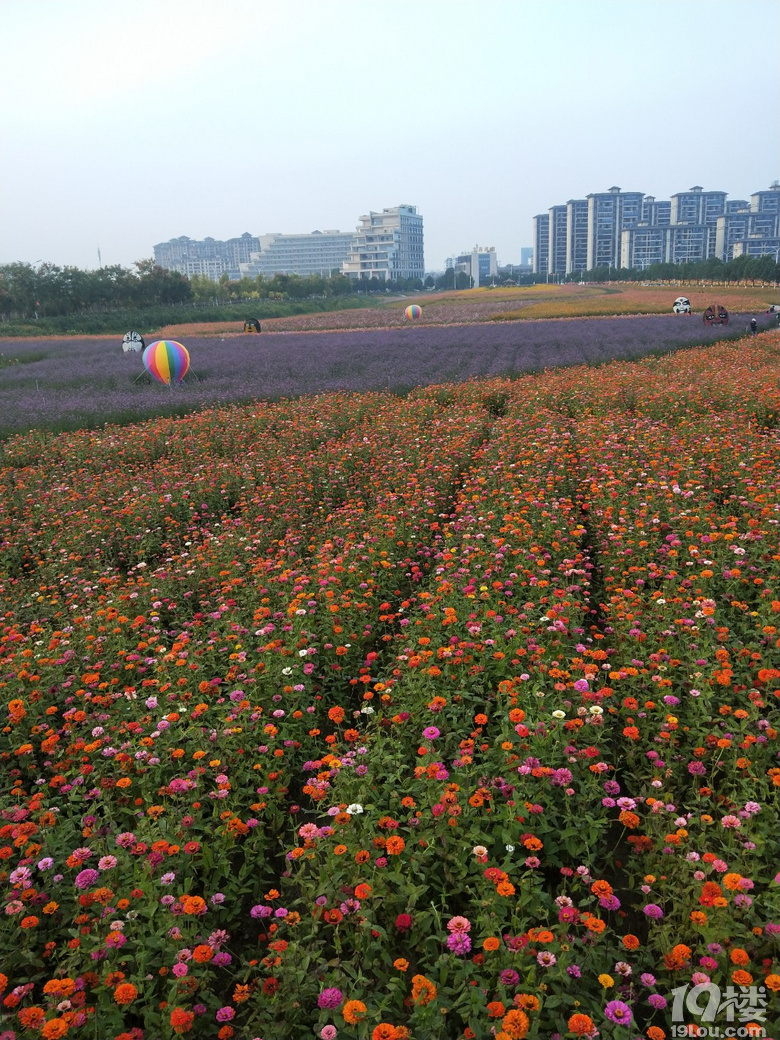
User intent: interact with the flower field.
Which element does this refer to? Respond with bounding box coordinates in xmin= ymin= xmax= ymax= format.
xmin=1 ymin=330 xmax=780 ymax=1039
xmin=0 ymin=310 xmax=766 ymax=440
xmin=153 ymin=284 xmax=777 ymax=338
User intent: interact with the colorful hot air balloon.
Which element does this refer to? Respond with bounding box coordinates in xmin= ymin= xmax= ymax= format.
xmin=143 ymin=340 xmax=190 ymax=385
xmin=404 ymin=304 xmax=422 ymax=321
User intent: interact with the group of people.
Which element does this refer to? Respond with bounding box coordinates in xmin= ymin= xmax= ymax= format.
xmin=748 ymin=314 xmax=780 ymax=333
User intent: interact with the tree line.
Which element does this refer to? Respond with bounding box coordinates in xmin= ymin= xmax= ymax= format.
xmin=1 ymin=252 xmax=777 ymax=322
xmin=559 ymin=252 xmax=780 ymax=285
xmin=0 ymin=261 xmax=429 ymax=321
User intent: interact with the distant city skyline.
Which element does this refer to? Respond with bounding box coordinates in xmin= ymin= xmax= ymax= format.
xmin=1 ymin=0 xmax=778 ymax=273
xmin=154 ymin=205 xmax=425 ymax=282
xmin=532 ymin=182 xmax=780 ymax=276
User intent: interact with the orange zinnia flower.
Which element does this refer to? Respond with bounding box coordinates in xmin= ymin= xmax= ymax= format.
xmin=501 ymin=1008 xmax=529 ymax=1039
xmin=411 ymin=974 xmax=437 ymax=1005
xmin=371 ymin=1025 xmax=397 ymax=1040
xmin=590 ymin=879 xmax=613 ymax=898
xmin=41 ymin=1021 xmax=68 ymax=1040
xmin=114 ymin=982 xmax=138 ymax=1005
xmin=342 ymin=1000 xmax=367 ymax=1024
xmin=515 ymin=994 xmax=540 ymax=1011
xmin=170 ymin=1008 xmax=195 ymax=1034
xmin=568 ymin=1013 xmax=597 ymax=1036
xmin=17 ymin=1008 xmax=46 ymax=1029
xmin=180 ymin=895 xmax=206 ymax=915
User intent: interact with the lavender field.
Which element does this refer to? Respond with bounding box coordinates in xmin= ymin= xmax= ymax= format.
xmin=0 ymin=313 xmax=751 ymax=437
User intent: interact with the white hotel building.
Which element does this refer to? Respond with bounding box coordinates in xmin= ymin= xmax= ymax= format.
xmin=342 ymin=205 xmax=425 ymax=282
xmin=240 ymin=230 xmax=356 ymax=279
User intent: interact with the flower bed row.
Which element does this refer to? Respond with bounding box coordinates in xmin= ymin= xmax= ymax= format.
xmin=1 ymin=334 xmax=779 ymax=1039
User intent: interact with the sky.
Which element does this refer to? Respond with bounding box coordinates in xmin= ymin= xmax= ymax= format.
xmin=1 ymin=0 xmax=778 ymax=273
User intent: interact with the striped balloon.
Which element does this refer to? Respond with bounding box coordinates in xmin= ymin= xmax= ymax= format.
xmin=404 ymin=304 xmax=422 ymax=321
xmin=143 ymin=340 xmax=190 ymax=385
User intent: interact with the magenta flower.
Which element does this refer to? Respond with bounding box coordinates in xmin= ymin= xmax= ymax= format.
xmin=604 ymin=999 xmax=632 ymax=1024
xmin=317 ymin=988 xmax=343 ymax=1009
xmin=446 ymin=931 xmax=472 ymax=955
xmin=643 ymin=903 xmax=663 ymax=919
xmin=74 ymin=868 xmax=100 ymax=889
xmin=215 ymin=1007 xmax=234 ymax=1022
xmin=422 ymin=726 xmax=440 ymax=740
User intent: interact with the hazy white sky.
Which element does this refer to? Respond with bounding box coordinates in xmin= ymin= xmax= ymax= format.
xmin=1 ymin=0 xmax=778 ymax=272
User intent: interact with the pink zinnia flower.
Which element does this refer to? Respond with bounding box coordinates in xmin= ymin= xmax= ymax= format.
xmin=447 ymin=916 xmax=471 ymax=933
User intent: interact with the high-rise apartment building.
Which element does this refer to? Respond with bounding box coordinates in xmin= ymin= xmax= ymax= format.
xmin=531 ymin=214 xmax=550 ymax=275
xmin=641 ymin=196 xmax=671 ymax=226
xmin=565 ymin=199 xmax=589 ymax=276
xmin=342 ymin=205 xmax=424 ymax=282
xmin=548 ymin=205 xmax=568 ymax=278
xmin=670 ymin=187 xmax=727 ymax=226
xmin=620 ymin=225 xmax=669 ymax=270
xmin=544 ymin=183 xmax=779 ymax=273
xmin=716 ymin=183 xmax=780 ymax=261
xmin=153 ymin=233 xmax=260 ymax=280
xmin=751 ymin=182 xmax=780 ymax=215
xmin=586 ymin=187 xmax=644 ymax=271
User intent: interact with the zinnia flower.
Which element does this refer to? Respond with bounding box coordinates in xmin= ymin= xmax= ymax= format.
xmin=447 ymin=915 xmax=471 ymax=932
xmin=318 ymin=988 xmax=343 ymax=1009
xmin=74 ymin=868 xmax=100 ymax=889
xmin=411 ymin=974 xmax=437 ymax=1005
xmin=568 ymin=1013 xmax=597 ymax=1037
xmin=342 ymin=999 xmax=367 ymax=1024
xmin=501 ymin=1008 xmax=529 ymax=1038
xmin=113 ymin=983 xmax=138 ymax=1005
xmin=604 ymin=999 xmax=632 ymax=1024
